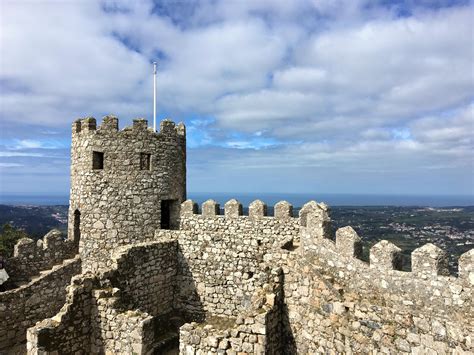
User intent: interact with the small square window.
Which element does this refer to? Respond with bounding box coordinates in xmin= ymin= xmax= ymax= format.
xmin=140 ymin=153 xmax=151 ymax=170
xmin=92 ymin=151 xmax=104 ymax=170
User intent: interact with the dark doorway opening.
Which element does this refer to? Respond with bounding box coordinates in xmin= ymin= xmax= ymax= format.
xmin=161 ymin=200 xmax=172 ymax=229
xmin=73 ymin=210 xmax=81 ymax=243
xmin=161 ymin=200 xmax=179 ymax=230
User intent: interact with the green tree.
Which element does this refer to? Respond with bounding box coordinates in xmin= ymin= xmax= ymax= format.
xmin=0 ymin=224 xmax=29 ymax=257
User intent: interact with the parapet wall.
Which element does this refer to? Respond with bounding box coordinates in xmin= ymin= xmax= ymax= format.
xmin=0 ymin=256 xmax=81 ymax=352
xmin=69 ymin=116 xmax=186 ymax=274
xmin=7 ymin=229 xmax=77 ymax=282
xmin=180 ymin=198 xmax=300 ymax=246
xmin=279 ymin=207 xmax=473 ymax=354
xmin=164 ymin=198 xmax=300 ymax=319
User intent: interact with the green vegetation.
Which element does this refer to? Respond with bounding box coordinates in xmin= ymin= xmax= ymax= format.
xmin=0 ymin=224 xmax=29 ymax=257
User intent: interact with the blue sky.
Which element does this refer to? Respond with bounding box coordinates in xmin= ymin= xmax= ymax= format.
xmin=0 ymin=0 xmax=473 ymax=196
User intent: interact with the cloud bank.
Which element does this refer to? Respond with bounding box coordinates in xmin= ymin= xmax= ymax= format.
xmin=0 ymin=0 xmax=473 ymax=196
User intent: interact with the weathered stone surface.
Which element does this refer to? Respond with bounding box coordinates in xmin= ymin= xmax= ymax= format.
xmin=224 ymin=199 xmax=243 ymax=218
xmin=8 ymin=230 xmax=77 ymax=283
xmin=249 ymin=200 xmax=267 ymax=220
xmin=202 ymin=199 xmax=220 ymax=216
xmin=181 ymin=199 xmax=198 ymax=216
xmin=336 ymin=226 xmax=363 ymax=258
xmin=274 ymin=201 xmax=293 ymax=219
xmin=0 ymin=257 xmax=81 ymax=352
xmin=459 ymin=249 xmax=474 ymax=285
xmin=370 ymin=240 xmax=403 ymax=270
xmin=412 ymin=243 xmax=449 ymax=277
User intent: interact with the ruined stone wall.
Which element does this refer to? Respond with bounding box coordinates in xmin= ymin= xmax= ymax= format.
xmin=279 ymin=208 xmax=473 ymax=354
xmin=90 ymin=288 xmax=155 ymax=354
xmin=27 ymin=273 xmax=97 ymax=354
xmin=27 ymin=240 xmax=178 ymax=354
xmin=101 ymin=239 xmax=178 ymax=316
xmin=68 ymin=116 xmax=186 ymax=273
xmin=7 ymin=229 xmax=77 ymax=282
xmin=179 ymin=267 xmax=284 ymax=354
xmin=173 ymin=198 xmax=299 ymax=318
xmin=0 ymin=256 xmax=81 ymax=352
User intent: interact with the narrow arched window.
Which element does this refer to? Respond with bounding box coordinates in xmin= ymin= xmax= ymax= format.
xmin=73 ymin=210 xmax=81 ymax=243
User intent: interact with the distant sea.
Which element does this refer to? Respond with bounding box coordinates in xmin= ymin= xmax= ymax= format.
xmin=1 ymin=193 xmax=473 ymax=207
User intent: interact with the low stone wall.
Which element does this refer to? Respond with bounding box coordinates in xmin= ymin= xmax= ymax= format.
xmin=179 ymin=267 xmax=283 ymax=354
xmin=27 ymin=239 xmax=178 ymax=354
xmin=101 ymin=239 xmax=177 ymax=316
xmin=90 ymin=288 xmax=155 ymax=354
xmin=27 ymin=273 xmax=97 ymax=354
xmin=7 ymin=229 xmax=78 ymax=282
xmin=0 ymin=256 xmax=81 ymax=352
xmin=278 ymin=208 xmax=473 ymax=354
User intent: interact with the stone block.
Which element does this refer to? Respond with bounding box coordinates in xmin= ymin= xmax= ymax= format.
xmin=459 ymin=249 xmax=474 ymax=285
xmin=99 ymin=115 xmax=119 ymax=131
xmin=133 ymin=118 xmax=148 ymax=131
xmin=335 ymin=226 xmax=362 ymax=258
xmin=160 ymin=119 xmax=176 ymax=134
xmin=202 ymin=200 xmax=220 ymax=216
xmin=299 ymin=200 xmax=319 ymax=227
xmin=411 ymin=243 xmax=449 ymax=277
xmin=225 ymin=199 xmax=243 ymax=218
xmin=274 ymin=201 xmax=293 ymax=219
xmin=370 ymin=240 xmax=402 ymax=270
xmin=81 ymin=117 xmax=96 ymax=131
xmin=249 ymin=200 xmax=267 ymax=220
xmin=181 ymin=200 xmax=198 ymax=216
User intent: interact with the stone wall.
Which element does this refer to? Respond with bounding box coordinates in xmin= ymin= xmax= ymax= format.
xmin=179 ymin=267 xmax=284 ymax=354
xmin=7 ymin=229 xmax=77 ymax=282
xmin=101 ymin=239 xmax=178 ymax=316
xmin=0 ymin=256 xmax=81 ymax=352
xmin=27 ymin=273 xmax=98 ymax=354
xmin=90 ymin=288 xmax=155 ymax=354
xmin=173 ymin=198 xmax=300 ymax=318
xmin=279 ymin=207 xmax=473 ymax=354
xmin=27 ymin=239 xmax=178 ymax=354
xmin=69 ymin=116 xmax=186 ymax=273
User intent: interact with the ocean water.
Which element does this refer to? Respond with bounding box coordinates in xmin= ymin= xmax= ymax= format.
xmin=1 ymin=193 xmax=473 ymax=207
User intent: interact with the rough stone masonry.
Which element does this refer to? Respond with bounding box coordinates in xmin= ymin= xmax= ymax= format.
xmin=0 ymin=116 xmax=472 ymax=355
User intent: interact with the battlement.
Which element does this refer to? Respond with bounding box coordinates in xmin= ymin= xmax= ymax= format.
xmin=72 ymin=115 xmax=185 ymax=138
xmin=297 ymin=209 xmax=473 ymax=320
xmin=181 ymin=198 xmax=296 ymax=220
xmin=7 ymin=229 xmax=78 ymax=282
xmin=305 ymin=211 xmax=472 ymax=281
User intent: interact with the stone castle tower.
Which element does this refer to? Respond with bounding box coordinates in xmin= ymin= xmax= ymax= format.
xmin=67 ymin=115 xmax=186 ymax=272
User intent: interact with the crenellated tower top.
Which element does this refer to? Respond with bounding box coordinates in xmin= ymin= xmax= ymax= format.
xmin=68 ymin=115 xmax=186 ymax=273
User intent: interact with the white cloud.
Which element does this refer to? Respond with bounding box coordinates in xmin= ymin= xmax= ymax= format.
xmin=0 ymin=0 xmax=473 ymax=195
xmin=0 ymin=163 xmax=23 ymax=168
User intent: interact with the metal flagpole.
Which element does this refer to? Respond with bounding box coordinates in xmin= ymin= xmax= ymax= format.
xmin=153 ymin=61 xmax=157 ymax=132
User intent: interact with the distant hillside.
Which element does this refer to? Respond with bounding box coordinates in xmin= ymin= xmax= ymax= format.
xmin=0 ymin=205 xmax=68 ymax=239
